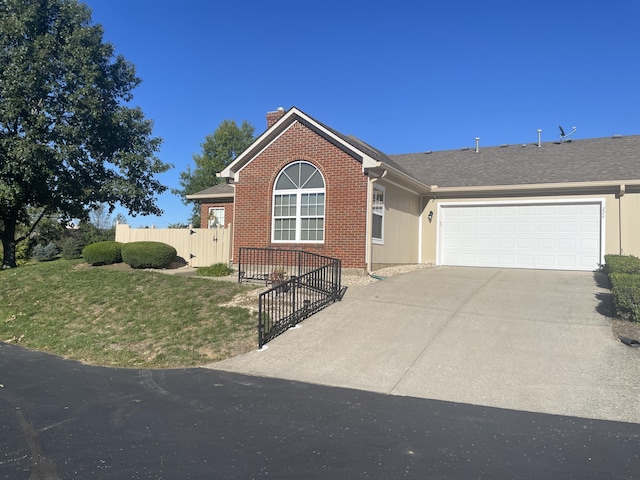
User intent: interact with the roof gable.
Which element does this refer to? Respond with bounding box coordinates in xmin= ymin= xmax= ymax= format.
xmin=218 ymin=107 xmax=398 ymax=181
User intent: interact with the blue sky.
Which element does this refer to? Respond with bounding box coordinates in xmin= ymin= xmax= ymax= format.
xmin=84 ymin=0 xmax=640 ymax=227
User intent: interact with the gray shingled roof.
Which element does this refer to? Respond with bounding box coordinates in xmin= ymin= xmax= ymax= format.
xmin=190 ymin=183 xmax=234 ymax=196
xmin=299 ymin=111 xmax=415 ymax=177
xmin=306 ymin=107 xmax=640 ymax=187
xmin=209 ymin=106 xmax=640 ymax=195
xmin=389 ymin=135 xmax=640 ymax=187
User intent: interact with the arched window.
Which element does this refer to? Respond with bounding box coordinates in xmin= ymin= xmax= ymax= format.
xmin=272 ymin=161 xmax=325 ymax=243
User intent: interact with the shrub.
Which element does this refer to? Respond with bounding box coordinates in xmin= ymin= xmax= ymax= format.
xmin=60 ymin=238 xmax=83 ymax=260
xmin=13 ymin=240 xmax=32 ymax=265
xmin=195 ymin=263 xmax=234 ymax=277
xmin=32 ymin=242 xmax=59 ymax=262
xmin=121 ymin=241 xmax=176 ymax=269
xmin=603 ymin=254 xmax=640 ymax=275
xmin=82 ymin=241 xmax=123 ymax=266
xmin=609 ymin=272 xmax=640 ymax=322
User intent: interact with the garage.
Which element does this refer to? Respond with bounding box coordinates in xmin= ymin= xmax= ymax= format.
xmin=438 ymin=201 xmax=603 ymax=271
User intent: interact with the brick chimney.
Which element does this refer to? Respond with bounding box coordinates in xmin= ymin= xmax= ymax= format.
xmin=266 ymin=107 xmax=286 ymax=128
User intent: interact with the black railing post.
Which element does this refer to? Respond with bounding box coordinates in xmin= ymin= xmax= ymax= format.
xmin=258 ymin=293 xmax=264 ymax=349
xmin=290 ymin=275 xmax=297 ymax=327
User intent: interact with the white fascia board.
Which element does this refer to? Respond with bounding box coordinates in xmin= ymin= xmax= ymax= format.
xmin=235 ymin=121 xmax=297 ymax=181
xmin=186 ymin=193 xmax=234 ymax=200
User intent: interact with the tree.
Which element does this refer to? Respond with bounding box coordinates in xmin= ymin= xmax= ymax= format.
xmin=173 ymin=120 xmax=254 ymax=226
xmin=0 ymin=0 xmax=170 ymax=268
xmin=89 ymin=204 xmax=113 ymax=230
xmin=114 ymin=213 xmax=127 ymax=225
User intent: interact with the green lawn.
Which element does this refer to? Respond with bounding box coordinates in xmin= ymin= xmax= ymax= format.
xmin=0 ymin=259 xmax=259 ymax=368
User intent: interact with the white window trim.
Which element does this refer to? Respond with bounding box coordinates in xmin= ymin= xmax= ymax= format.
xmin=372 ymin=184 xmax=385 ymax=245
xmin=271 ymin=162 xmax=326 ymax=244
xmin=208 ymin=206 xmax=225 ymax=229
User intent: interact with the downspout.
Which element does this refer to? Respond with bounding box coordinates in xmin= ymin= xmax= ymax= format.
xmin=230 ymin=183 xmax=237 ymax=265
xmin=619 ymin=184 xmax=625 ymax=255
xmin=418 ymin=196 xmax=424 ymax=264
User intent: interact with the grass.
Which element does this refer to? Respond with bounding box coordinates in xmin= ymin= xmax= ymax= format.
xmin=0 ymin=259 xmax=260 ymax=368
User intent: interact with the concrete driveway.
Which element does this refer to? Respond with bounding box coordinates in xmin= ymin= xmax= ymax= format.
xmin=213 ymin=267 xmax=640 ymax=424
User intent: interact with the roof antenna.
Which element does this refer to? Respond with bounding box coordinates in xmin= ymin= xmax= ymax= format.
xmin=559 ymin=125 xmax=577 ymax=143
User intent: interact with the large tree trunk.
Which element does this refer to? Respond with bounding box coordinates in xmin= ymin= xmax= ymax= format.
xmin=1 ymin=220 xmax=18 ymax=269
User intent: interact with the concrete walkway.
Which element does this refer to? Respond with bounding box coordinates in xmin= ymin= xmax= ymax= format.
xmin=213 ymin=267 xmax=640 ymax=424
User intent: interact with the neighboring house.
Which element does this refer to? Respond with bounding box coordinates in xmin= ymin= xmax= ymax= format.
xmin=187 ymin=106 xmax=640 ymax=273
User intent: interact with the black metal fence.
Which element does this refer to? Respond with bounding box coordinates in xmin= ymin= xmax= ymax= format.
xmin=238 ymin=247 xmax=347 ymax=348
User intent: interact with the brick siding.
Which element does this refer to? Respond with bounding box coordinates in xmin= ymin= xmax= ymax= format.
xmin=233 ymin=121 xmax=368 ymax=268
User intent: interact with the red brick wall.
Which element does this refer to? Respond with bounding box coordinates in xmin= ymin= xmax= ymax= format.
xmin=199 ymin=201 xmax=234 ymax=229
xmin=233 ymin=121 xmax=368 ymax=268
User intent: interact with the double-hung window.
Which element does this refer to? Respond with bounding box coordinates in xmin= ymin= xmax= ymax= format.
xmin=272 ymin=161 xmax=325 ymax=243
xmin=208 ymin=207 xmax=225 ymax=228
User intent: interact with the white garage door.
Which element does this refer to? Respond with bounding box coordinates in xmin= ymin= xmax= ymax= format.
xmin=439 ymin=202 xmax=602 ymax=271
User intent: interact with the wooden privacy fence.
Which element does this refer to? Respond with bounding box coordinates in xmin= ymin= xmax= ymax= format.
xmin=115 ymin=223 xmax=231 ymax=267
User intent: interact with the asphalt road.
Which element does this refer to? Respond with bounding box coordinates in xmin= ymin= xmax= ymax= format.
xmin=1 ymin=342 xmax=639 ymax=479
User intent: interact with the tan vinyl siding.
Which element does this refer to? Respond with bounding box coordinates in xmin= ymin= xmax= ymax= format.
xmin=371 ymin=181 xmax=421 ymax=266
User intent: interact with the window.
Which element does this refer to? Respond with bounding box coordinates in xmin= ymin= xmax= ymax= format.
xmin=208 ymin=207 xmax=225 ymax=228
xmin=273 ymin=161 xmax=325 ymax=243
xmin=372 ymin=185 xmax=384 ymax=244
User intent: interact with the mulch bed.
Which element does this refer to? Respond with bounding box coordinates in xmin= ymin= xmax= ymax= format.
xmin=612 ymin=319 xmax=640 ymax=346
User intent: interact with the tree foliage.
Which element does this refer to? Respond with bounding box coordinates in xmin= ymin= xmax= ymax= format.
xmin=173 ymin=119 xmax=254 ymax=226
xmin=0 ymin=0 xmax=170 ymax=267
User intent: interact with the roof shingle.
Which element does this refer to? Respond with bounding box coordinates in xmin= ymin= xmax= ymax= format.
xmin=389 ymin=135 xmax=640 ymax=187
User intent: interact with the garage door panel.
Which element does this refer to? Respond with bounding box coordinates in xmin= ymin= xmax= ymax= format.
xmin=537 ymin=222 xmax=555 ymax=233
xmin=460 ymin=223 xmax=477 ymax=233
xmin=478 ymin=222 xmax=494 ymax=233
xmin=557 ymin=256 xmax=578 ymax=268
xmin=557 ymin=238 xmax=577 ymax=249
xmin=558 ymin=223 xmax=576 ymax=233
xmin=498 ymin=207 xmax=516 ymax=216
xmin=517 ymin=238 xmax=534 ymax=248
xmin=536 ymin=239 xmax=554 ymax=249
xmin=439 ymin=202 xmax=601 ymax=271
xmin=581 ymin=221 xmax=599 ymax=233
xmin=535 ymin=255 xmax=555 ymax=267
xmin=581 ymin=238 xmax=599 ymax=249
xmin=517 ymin=222 xmax=535 ymax=233
xmin=558 ymin=205 xmax=579 ymax=216
xmin=538 ymin=206 xmax=555 ymax=215
xmin=496 ymin=238 xmax=515 ymax=248
xmin=496 ymin=254 xmax=516 ymax=265
xmin=459 ymin=238 xmax=477 ymax=248
xmin=517 ymin=254 xmax=534 ymax=265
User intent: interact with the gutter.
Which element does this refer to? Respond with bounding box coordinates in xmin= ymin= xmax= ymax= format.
xmin=185 ymin=193 xmax=234 ymax=201
xmin=430 ymin=179 xmax=640 ymax=196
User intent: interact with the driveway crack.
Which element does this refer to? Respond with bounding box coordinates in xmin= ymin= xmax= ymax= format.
xmin=388 ymin=269 xmax=503 ymax=395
